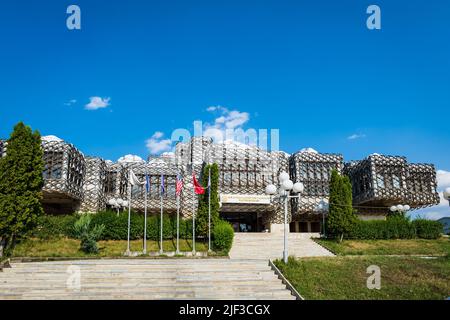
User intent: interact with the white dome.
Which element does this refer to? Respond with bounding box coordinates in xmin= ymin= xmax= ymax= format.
xmin=41 ymin=135 xmax=63 ymax=142
xmin=300 ymin=147 xmax=318 ymax=154
xmin=161 ymin=152 xmax=175 ymax=158
xmin=117 ymin=154 xmax=145 ymax=163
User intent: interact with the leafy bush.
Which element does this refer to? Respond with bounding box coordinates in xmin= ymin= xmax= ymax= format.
xmin=74 ymin=214 xmax=105 ymax=254
xmin=32 ymin=215 xmax=78 ymax=239
xmin=90 ymin=210 xmax=143 ymax=240
xmin=347 ymin=216 xmax=437 ymax=240
xmin=212 ymin=220 xmax=234 ymax=253
xmin=412 ymin=219 xmax=442 ymax=239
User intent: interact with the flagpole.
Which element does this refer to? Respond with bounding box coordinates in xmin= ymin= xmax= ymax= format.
xmin=208 ymin=166 xmax=211 ymax=253
xmin=176 ymin=194 xmax=180 ymax=254
xmin=143 ymin=172 xmax=148 ymax=254
xmin=160 ymin=191 xmax=163 ymax=254
xmin=126 ymin=169 xmax=131 ymax=255
xmin=192 ymin=173 xmax=196 ymax=256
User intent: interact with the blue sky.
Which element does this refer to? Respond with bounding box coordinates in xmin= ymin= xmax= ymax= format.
xmin=0 ymin=0 xmax=449 ymax=218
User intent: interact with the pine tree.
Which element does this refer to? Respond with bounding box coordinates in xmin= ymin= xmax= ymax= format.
xmin=196 ymin=163 xmax=220 ymax=237
xmin=0 ymin=122 xmax=44 ymax=256
xmin=326 ymin=169 xmax=357 ymax=242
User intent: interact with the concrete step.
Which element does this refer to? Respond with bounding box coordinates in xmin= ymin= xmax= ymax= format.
xmin=0 ymin=259 xmax=295 ymax=300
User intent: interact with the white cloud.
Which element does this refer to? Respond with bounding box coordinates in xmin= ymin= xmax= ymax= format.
xmin=437 ymin=170 xmax=450 ymax=188
xmin=146 ymin=132 xmax=172 ymax=155
xmin=85 ymin=97 xmax=111 ymax=110
xmin=117 ymin=154 xmax=145 ymax=163
xmin=206 ymin=105 xmax=250 ymax=129
xmin=347 ymin=133 xmax=366 ymax=140
xmin=64 ymin=99 xmax=77 ymax=106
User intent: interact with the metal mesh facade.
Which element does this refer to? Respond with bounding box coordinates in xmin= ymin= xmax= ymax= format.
xmin=41 ymin=139 xmax=85 ymax=214
xmin=344 ymin=154 xmax=440 ymax=215
xmin=104 ymin=157 xmax=180 ymax=215
xmin=7 ymin=134 xmax=436 ymax=224
xmin=79 ymin=157 xmax=107 ymax=213
xmin=205 ymin=142 xmax=290 ymax=225
xmin=289 ymin=150 xmax=343 ymax=221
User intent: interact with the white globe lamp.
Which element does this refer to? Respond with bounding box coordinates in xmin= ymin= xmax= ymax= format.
xmin=278 ymin=171 xmax=290 ymax=183
xmin=265 ymin=184 xmax=277 ymax=195
xmin=293 ymin=182 xmax=304 ymax=193
xmin=281 ymin=179 xmax=294 ymax=191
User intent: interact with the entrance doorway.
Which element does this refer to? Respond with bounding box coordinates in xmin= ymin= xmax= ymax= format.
xmin=220 ymin=212 xmax=261 ymax=232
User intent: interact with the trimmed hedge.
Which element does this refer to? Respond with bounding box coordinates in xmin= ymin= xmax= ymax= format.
xmin=212 ymin=220 xmax=234 ymax=253
xmin=347 ymin=216 xmax=415 ymax=240
xmin=344 ymin=216 xmax=442 ymax=240
xmin=412 ymin=219 xmax=443 ymax=239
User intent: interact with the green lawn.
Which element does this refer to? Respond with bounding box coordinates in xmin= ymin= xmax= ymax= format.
xmin=12 ymin=238 xmax=209 ymax=258
xmin=315 ymin=238 xmax=450 ymax=256
xmin=275 ymin=255 xmax=450 ymax=300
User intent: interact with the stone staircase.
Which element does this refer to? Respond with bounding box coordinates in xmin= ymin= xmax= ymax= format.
xmin=229 ymin=233 xmax=334 ymax=260
xmin=0 ymin=259 xmax=296 ymax=300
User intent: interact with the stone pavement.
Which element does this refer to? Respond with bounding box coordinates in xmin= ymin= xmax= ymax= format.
xmin=229 ymin=233 xmax=335 ymax=260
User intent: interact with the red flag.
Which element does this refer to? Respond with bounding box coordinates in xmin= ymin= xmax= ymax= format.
xmin=192 ymin=173 xmax=205 ymax=195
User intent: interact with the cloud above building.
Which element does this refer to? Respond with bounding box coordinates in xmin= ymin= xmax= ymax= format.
xmin=64 ymin=99 xmax=77 ymax=106
xmin=146 ymin=131 xmax=172 ymax=155
xmin=204 ymin=106 xmax=250 ymax=142
xmin=347 ymin=133 xmax=366 ymax=140
xmin=85 ymin=97 xmax=111 ymax=110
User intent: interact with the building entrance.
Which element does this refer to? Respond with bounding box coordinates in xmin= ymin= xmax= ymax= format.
xmin=220 ymin=212 xmax=262 ymax=232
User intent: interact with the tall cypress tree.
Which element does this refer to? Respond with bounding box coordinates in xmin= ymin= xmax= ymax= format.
xmin=326 ymin=169 xmax=357 ymax=242
xmin=196 ymin=163 xmax=220 ymax=237
xmin=0 ymin=122 xmax=44 ymax=256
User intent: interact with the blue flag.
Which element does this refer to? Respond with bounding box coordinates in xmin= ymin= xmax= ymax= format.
xmin=145 ymin=174 xmax=150 ymax=193
xmin=160 ymin=174 xmax=165 ymax=195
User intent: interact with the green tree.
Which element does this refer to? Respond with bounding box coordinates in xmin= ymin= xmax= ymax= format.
xmin=0 ymin=122 xmax=44 ymax=257
xmin=326 ymin=169 xmax=357 ymax=242
xmin=196 ymin=163 xmax=220 ymax=237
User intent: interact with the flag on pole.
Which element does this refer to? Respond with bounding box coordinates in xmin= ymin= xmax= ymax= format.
xmin=145 ymin=174 xmax=150 ymax=193
xmin=129 ymin=169 xmax=142 ymax=186
xmin=208 ymin=170 xmax=211 ymax=189
xmin=192 ymin=173 xmax=205 ymax=195
xmin=176 ymin=173 xmax=183 ymax=196
xmin=160 ymin=174 xmax=165 ymax=196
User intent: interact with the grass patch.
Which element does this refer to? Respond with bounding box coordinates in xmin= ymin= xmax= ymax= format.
xmin=315 ymin=238 xmax=450 ymax=256
xmin=12 ymin=238 xmax=209 ymax=258
xmin=275 ymin=255 xmax=450 ymax=300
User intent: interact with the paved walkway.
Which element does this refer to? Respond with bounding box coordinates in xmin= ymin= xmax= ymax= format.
xmin=229 ymin=233 xmax=335 ymax=260
xmin=0 ymin=259 xmax=296 ymax=300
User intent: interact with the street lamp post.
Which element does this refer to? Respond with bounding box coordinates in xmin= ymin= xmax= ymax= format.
xmin=316 ymin=199 xmax=329 ymax=238
xmin=443 ymin=188 xmax=450 ymax=207
xmin=265 ymin=171 xmax=304 ymax=264
xmin=108 ymin=198 xmax=126 ymax=216
xmin=389 ymin=204 xmax=411 ymax=215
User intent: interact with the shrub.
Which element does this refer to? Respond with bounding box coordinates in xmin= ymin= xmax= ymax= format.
xmin=347 ymin=216 xmax=433 ymax=240
xmin=412 ymin=219 xmax=442 ymax=239
xmin=212 ymin=220 xmax=234 ymax=253
xmin=90 ymin=210 xmax=143 ymax=240
xmin=74 ymin=214 xmax=105 ymax=254
xmin=32 ymin=215 xmax=78 ymax=239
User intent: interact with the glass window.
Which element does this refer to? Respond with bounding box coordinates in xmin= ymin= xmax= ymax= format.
xmin=376 ymin=174 xmax=385 ymax=188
